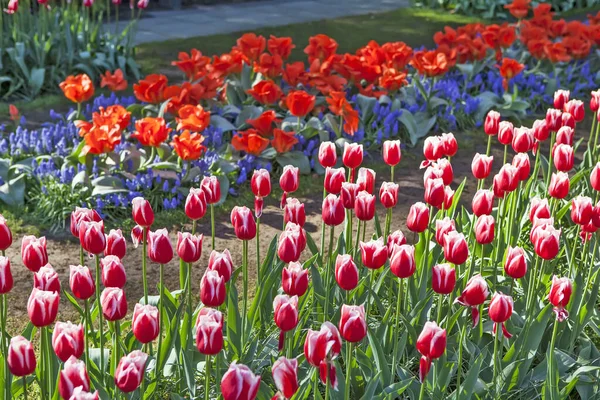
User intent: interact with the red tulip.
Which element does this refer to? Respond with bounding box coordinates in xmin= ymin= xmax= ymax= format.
xmin=471 ymin=153 xmax=493 ymax=180
xmin=342 ymin=143 xmax=363 ymax=170
xmin=424 ymin=177 xmax=444 ymax=208
xmin=548 ymin=172 xmax=570 ymax=199
xmin=70 ymin=208 xmax=101 ymax=239
xmin=319 ymin=142 xmax=337 ymax=168
xmin=455 ymin=274 xmax=488 ymax=326
xmin=435 ymin=217 xmax=456 ymax=246
xmin=571 ymin=195 xmax=594 ymax=226
xmin=273 ymin=294 xmax=299 ymax=332
xmin=554 ymin=90 xmax=570 ymax=110
xmin=472 ymin=189 xmax=494 ymax=217
xmin=230 ymin=206 xmax=257 ymax=241
xmin=79 ymin=220 xmax=106 ymax=255
xmin=489 ymin=292 xmax=514 ymax=338
xmin=475 ymin=215 xmax=495 ymax=245
xmin=443 ymin=186 xmax=455 ymax=210
xmin=69 ymin=265 xmax=95 ymax=300
xmin=529 ymin=197 xmax=550 ymax=222
xmin=564 ymin=99 xmax=584 ymax=122
xmin=0 ymin=214 xmax=12 ymax=251
xmin=443 ymin=231 xmax=468 ymax=264
xmin=130 ymin=225 xmax=145 ymax=249
xmin=390 ymin=244 xmax=415 ymax=278
xmin=322 ymin=194 xmax=345 ymax=226
xmin=407 ymin=202 xmax=429 ymax=233
xmin=432 ymin=263 xmax=455 ymax=295
xmin=272 ymin=357 xmax=299 ymax=399
xmin=484 ymin=110 xmax=500 ymax=135
xmin=497 ymin=121 xmax=514 ymax=146
xmin=360 ymin=238 xmax=388 ymax=270
xmin=208 ymin=249 xmax=234 ymax=282
xmin=511 ymin=153 xmax=530 ymax=181
xmin=382 ymin=140 xmax=401 ymax=166
xmin=27 ymin=288 xmax=59 ymax=327
xmin=21 ymin=235 xmax=48 ymax=273
xmin=556 ymin=126 xmax=574 ymax=146
xmin=423 ymin=136 xmax=444 ymax=161
xmin=335 ymin=254 xmax=359 ymax=291
xmin=176 ymin=232 xmax=203 ymax=263
xmin=282 ymin=262 xmax=309 ymax=297
xmin=195 ymin=307 xmax=224 ymax=355
xmin=68 ymin=388 xmax=99 ymax=400
xmin=339 ymin=304 xmax=367 ymax=342
xmin=548 ymin=275 xmax=572 ymax=321
xmin=423 ymin=163 xmax=443 ymax=184
xmin=52 ymin=321 xmax=84 ymax=362
xmin=185 ymin=188 xmax=207 ymax=221
xmin=357 ymin=167 xmax=376 ymax=194
xmin=33 ymin=265 xmax=61 ymax=293
xmin=200 ymin=269 xmax=226 ymax=307
xmin=324 ymin=167 xmax=345 ymax=194
xmin=387 ymin=230 xmax=406 ymax=253
xmin=7 ymin=336 xmax=36 ymax=376
xmin=59 ymin=356 xmax=90 ymax=399
xmin=591 ymin=90 xmax=600 ymax=112
xmin=304 ymin=322 xmax=341 ymax=368
xmin=221 ymin=362 xmax=261 ymax=400
xmin=147 ymin=228 xmax=173 ymax=264
xmin=546 ymin=108 xmax=562 ymax=132
xmin=100 ymin=256 xmax=126 ymax=288
xmin=278 ymin=224 xmax=304 ymax=263
xmin=115 ymin=351 xmax=148 ymax=393
xmin=131 ymin=197 xmax=154 ymax=227
xmin=132 ymin=303 xmax=159 ymax=344
xmin=284 ymin=198 xmax=306 ymax=227
xmin=504 ymin=246 xmax=527 ymax=279
xmin=285 ymin=90 xmax=315 ymax=117
xmin=379 ymin=182 xmax=399 ymax=208
xmin=441 ymin=132 xmax=457 ymax=157
xmin=340 ymin=182 xmax=359 ymax=209
xmin=0 ymin=256 xmax=13 ymax=294
xmin=593 ymin=201 xmax=600 ymax=228
xmin=201 ymin=176 xmax=221 ymax=205
xmin=251 ymin=169 xmax=271 ymax=197
xmin=533 ymin=223 xmax=560 ymax=260
xmin=553 ymin=144 xmax=574 ymax=172
xmin=101 ymin=287 xmax=127 ymax=321
xmin=532 ymin=119 xmax=550 ymax=141
xmin=511 ymin=126 xmax=534 ymax=153
xmin=530 ymin=217 xmax=554 ymax=244
xmin=562 ymin=110 xmax=576 ymax=128
xmin=493 ymin=164 xmax=518 ymax=198
xmin=105 ymin=229 xmax=126 ymax=259
xmin=280 ymin=165 xmax=299 ymax=194
xmin=416 ymin=321 xmax=446 ymax=382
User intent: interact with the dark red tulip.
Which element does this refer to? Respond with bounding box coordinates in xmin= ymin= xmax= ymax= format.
xmin=382 ymin=140 xmax=401 ymax=166
xmin=282 ymin=262 xmax=309 ymax=297
xmin=556 ymin=126 xmax=574 ymax=146
xmin=115 ymin=351 xmax=148 ymax=393
xmin=200 ymin=270 xmax=226 ymax=307
xmin=272 ymin=357 xmax=299 ymax=400
xmin=101 ymin=287 xmax=127 ymax=321
xmin=52 ymin=321 xmax=84 ymax=362
xmin=548 ymin=276 xmax=572 ymax=321
xmin=532 ymin=119 xmax=550 ymax=141
xmin=553 ymin=89 xmax=570 ymax=110
xmin=416 ymin=321 xmax=446 ymax=382
xmin=208 ymin=249 xmax=233 ymax=283
xmin=512 ymin=153 xmax=530 ymax=181
xmin=284 ymin=198 xmax=306 ymax=227
xmin=131 ymin=197 xmax=154 ymax=227
xmin=195 ymin=308 xmax=223 ymax=355
xmin=489 ymin=292 xmax=514 ymax=337
xmin=475 ymin=215 xmax=495 ymax=245
xmin=147 ymin=228 xmax=174 ymax=264
xmin=33 ymin=265 xmax=60 ymax=293
xmin=432 ymin=263 xmax=455 ymax=295
xmin=357 ymin=168 xmax=376 ymax=194
xmin=278 ymin=224 xmax=304 ymax=263
xmin=424 ymin=178 xmax=444 ymax=208
xmin=548 ymin=172 xmax=570 ymax=199
xmin=132 ymin=303 xmax=159 ymax=344
xmin=231 ymin=206 xmax=257 ymax=240
xmin=105 ymin=229 xmax=127 ymax=259
xmin=0 ymin=256 xmax=13 ymax=294
xmin=504 ymin=246 xmax=527 ymax=279
xmin=472 ymin=189 xmax=494 ymax=217
xmin=389 ymin=244 xmax=415 ymax=278
xmin=21 ymin=235 xmax=48 ymax=273
xmin=471 ymin=153 xmax=493 ymax=180
xmin=0 ymin=214 xmax=12 ymax=251
xmin=423 ymin=136 xmax=444 ymax=161
xmin=27 ymin=288 xmax=59 ymax=327
xmin=564 ymin=99 xmax=584 ymax=122
xmin=273 ymin=294 xmax=299 ymax=332
xmin=533 ymin=223 xmax=560 ymax=260
xmin=201 ymin=176 xmax=221 ymax=205
xmin=342 ymin=143 xmax=363 ymax=169
xmin=339 ymin=304 xmax=367 ymax=342
xmin=185 ymin=188 xmax=207 ymax=221
xmin=59 ymin=357 xmax=90 ymax=400
xmin=335 ymin=254 xmax=359 ymax=291
xmin=553 ymin=144 xmax=574 ymax=172
xmin=484 ymin=110 xmax=500 ymax=136
xmin=101 ymin=256 xmax=126 ymax=288
xmin=131 ymin=225 xmax=145 ymax=249
xmin=221 ymin=362 xmax=261 ymax=400
xmin=360 ymin=238 xmax=388 ymax=270
xmin=546 ymin=108 xmax=562 ymax=132
xmin=176 ymin=232 xmax=203 ymax=263
xmin=340 ymin=182 xmax=359 ymax=209
xmin=69 ymin=265 xmax=95 ymax=300
xmin=497 ymin=121 xmax=513 ymax=146
xmin=435 ymin=217 xmax=456 ymax=246
xmin=322 ymin=194 xmax=345 ymax=226
xmin=511 ymin=126 xmax=534 ymax=153
xmin=79 ymin=220 xmax=106 ymax=255
xmin=319 ymin=142 xmax=337 ymax=168
xmin=379 ymin=182 xmax=399 ymax=208
xmin=70 ymin=208 xmax=101 ymax=239
xmin=443 ymin=231 xmax=468 ymax=264
xmin=324 ymin=167 xmax=345 ymax=194
xmin=455 ymin=274 xmax=489 ymax=326
xmin=387 ymin=230 xmax=406 ymax=253
xmin=571 ymin=196 xmax=594 ymax=226
xmin=407 ymin=202 xmax=429 ymax=233
xmin=7 ymin=336 xmax=36 ymax=377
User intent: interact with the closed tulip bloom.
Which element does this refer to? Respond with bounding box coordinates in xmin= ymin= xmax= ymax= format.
xmin=416 ymin=321 xmax=446 ymax=382
xmin=484 ymin=110 xmax=500 ymax=135
xmin=564 ymin=99 xmax=584 ymax=122
xmin=195 ymin=308 xmax=224 ymax=355
xmin=221 ymin=362 xmax=261 ymax=400
xmin=339 ymin=304 xmax=367 ymax=342
xmin=280 ymin=165 xmax=299 ymax=195
xmin=52 ymin=321 xmax=84 ymax=362
xmin=424 ymin=178 xmax=444 ymax=208
xmin=387 ymin=230 xmax=407 ymax=252
xmin=131 ymin=197 xmax=154 ymax=227
xmin=423 ymin=163 xmax=444 ymax=185
xmin=335 ymin=254 xmax=359 ymax=291
xmin=592 ymin=90 xmax=600 ymax=112
xmin=324 ymin=167 xmax=345 ymax=194
xmin=208 ymin=249 xmax=234 ymax=282
xmin=131 ymin=225 xmax=145 ymax=249
xmin=340 ymin=182 xmax=360 ymax=209
xmin=100 ymin=256 xmax=126 ymax=288
xmin=498 ymin=164 xmax=519 ymax=193
xmin=115 ymin=351 xmax=148 ymax=393
xmin=273 ymin=294 xmax=299 ymax=332
xmin=554 ymin=89 xmax=570 ymax=110
xmin=272 ymin=357 xmax=299 ymax=399
xmin=504 ymin=246 xmax=527 ymax=279
xmin=201 ymin=176 xmax=221 ymax=205
xmin=284 ymin=198 xmax=306 ymax=227
xmin=319 ymin=142 xmax=337 ymax=168
xmin=78 ymin=220 xmax=106 ymax=255
xmin=556 ymin=126 xmax=574 ymax=146
xmin=561 ymin=111 xmax=575 ymax=128
xmin=59 ymin=356 xmax=90 ymax=400
xmin=571 ymin=196 xmax=594 ymax=226
xmin=27 ymin=288 xmax=59 ymax=327
xmin=185 ymin=188 xmax=207 ymax=221
xmin=471 ymin=153 xmax=493 ymax=180
xmin=69 ymin=265 xmax=95 ymax=300
xmin=529 ymin=197 xmax=551 ymax=222
xmin=443 ymin=186 xmax=455 ymax=210
xmin=304 ymin=322 xmax=342 ymax=368
xmin=360 ymin=238 xmax=389 ymax=270
xmin=322 ymin=194 xmax=345 ymax=226
xmin=530 ymin=217 xmax=554 ymax=244
xmin=423 ymin=136 xmax=444 ymax=161
xmin=497 ymin=121 xmax=514 ymax=145
xmin=553 ymin=144 xmax=574 ymax=172
xmin=512 ymin=153 xmax=530 ymax=181
xmin=251 ymin=169 xmax=271 ymax=197
xmin=390 ymin=244 xmax=415 ymax=278
xmin=546 ymin=108 xmax=562 ymax=132
xmin=278 ymin=225 xmax=303 ymax=263
xmin=176 ymin=232 xmax=203 ymax=263
xmin=456 ymin=274 xmax=489 ymax=307
xmin=532 ymin=119 xmax=550 ymax=141
xmin=357 ymin=168 xmax=376 ymax=194
xmin=200 ymin=269 xmax=226 ymax=307
xmin=441 ymin=132 xmax=457 ymax=157
xmin=8 ymin=336 xmax=36 ymax=377
xmin=383 ymin=140 xmax=402 ymax=166
xmin=69 ymin=387 xmax=99 ymax=400
xmin=443 ymin=231 xmax=468 ymax=264
xmin=533 ymin=224 xmax=560 ymax=260
xmin=0 ymin=215 xmax=12 ymax=251
xmin=0 ymin=256 xmax=13 ymax=294
xmin=21 ymin=235 xmax=48 ymax=273
xmin=105 ymin=229 xmax=127 ymax=259
xmin=548 ymin=172 xmax=570 ymax=199
xmin=34 ymin=265 xmax=61 ymax=293
xmin=489 ymin=292 xmax=514 ymax=338
xmin=379 ymin=182 xmax=399 ymax=208
xmin=282 ymin=262 xmax=309 ymax=297
xmin=435 ymin=217 xmax=456 ymax=246
xmin=594 ymin=202 xmax=600 ymax=228
xmin=432 ymin=263 xmax=456 ymax=295
xmin=231 ymin=206 xmax=257 ymax=240
xmin=548 ymin=276 xmax=572 ymax=321
xmin=407 ymin=202 xmax=430 ymax=233
xmin=101 ymin=287 xmax=127 ymax=321
xmin=472 ymin=189 xmax=494 ymax=217
xmin=511 ymin=127 xmax=534 ymax=153
xmin=132 ymin=303 xmax=159 ymax=344
xmin=342 ymin=143 xmax=363 ymax=169
xmin=147 ymin=228 xmax=174 ymax=264
xmin=593 ymin=163 xmax=600 ymax=191
xmin=70 ymin=208 xmax=101 ymax=239
xmin=475 ymin=215 xmax=495 ymax=245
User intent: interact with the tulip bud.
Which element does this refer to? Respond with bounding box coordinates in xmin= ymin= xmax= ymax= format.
xmin=530 ymin=217 xmax=554 ymax=244
xmin=195 ymin=308 xmax=224 ymax=355
xmin=131 ymin=225 xmax=145 ymax=249
xmin=489 ymin=292 xmax=514 ymax=337
xmin=435 ymin=217 xmax=456 ymax=246
xmin=282 ymin=262 xmax=309 ymax=297
xmin=340 ymin=182 xmax=359 ymax=209
xmin=335 ymin=254 xmax=359 ymax=291
xmin=424 ymin=177 xmax=444 ymax=208
xmin=546 ymin=108 xmax=562 ymax=132
xmin=475 ymin=215 xmax=495 ymax=245
xmin=304 ymin=322 xmax=341 ymax=369
xmin=591 ymin=90 xmax=600 ymax=112
xmin=443 ymin=186 xmax=455 ymax=210
xmin=70 ymin=208 xmax=101 ymax=239
xmin=562 ymin=109 xmax=576 ymax=127
xmin=79 ymin=220 xmax=106 ymax=255
xmin=280 ymin=165 xmax=300 ymax=206
xmin=27 ymin=288 xmax=59 ymax=327
xmin=382 ymin=140 xmax=401 ymax=166
xmin=324 ymin=167 xmax=345 ymax=194
xmin=201 ymin=176 xmax=221 ymax=205
xmin=529 ymin=197 xmax=550 ymax=222
xmin=208 ymin=249 xmax=234 ymax=282
xmin=387 ymin=230 xmax=406 ymax=252
xmin=511 ymin=127 xmax=534 ymax=153
xmin=423 ymin=136 xmax=444 ymax=161
xmin=416 ymin=321 xmax=446 ymax=382
xmin=100 ymin=256 xmax=126 ymax=288
xmin=553 ymin=89 xmax=570 ymax=110
xmin=484 ymin=110 xmax=500 ymax=136
xmin=532 ymin=119 xmax=550 ymax=141
xmin=319 ymin=142 xmax=337 ymax=168
xmin=498 ymin=121 xmax=514 ymax=146
xmin=441 ymin=132 xmax=457 ymax=157
xmin=339 ymin=304 xmax=367 ymax=342
xmin=0 ymin=215 xmax=12 ymax=251
xmin=571 ymin=195 xmax=594 ymax=226
xmin=278 ymin=224 xmax=304 ymax=263
xmin=322 ymin=194 xmax=345 ymax=226
xmin=360 ymin=238 xmax=388 ymax=270
xmin=221 ymin=362 xmax=261 ymax=400
xmin=132 ymin=303 xmax=159 ymax=344
xmin=533 ymin=223 xmax=560 ymax=260
xmin=284 ymin=198 xmax=306 ymax=227
xmin=7 ymin=336 xmax=36 ymax=377
xmin=472 ymin=189 xmax=494 ymax=217
xmin=511 ymin=153 xmax=530 ymax=181
xmin=69 ymin=265 xmax=95 ymax=300
xmin=548 ymin=172 xmax=570 ymax=199
xmin=185 ymin=188 xmax=207 ymax=221
xmin=105 ymin=229 xmax=126 ymax=259
xmin=357 ymin=168 xmax=376 ymax=194
xmin=200 ymin=269 xmax=226 ymax=307
xmin=564 ymin=99 xmax=584 ymax=122
xmin=56 ymin=346 xmax=89 ymax=398
xmin=21 ymin=235 xmax=48 ymax=273
xmin=548 ymin=276 xmax=572 ymax=321
xmin=594 ymin=201 xmax=600 ymax=228
xmin=390 ymin=244 xmax=415 ymax=278
xmin=504 ymin=246 xmax=527 ymax=279
xmin=52 ymin=321 xmax=84 ymax=362
xmin=432 ymin=263 xmax=456 ymax=295
xmin=147 ymin=228 xmax=173 ymax=264
xmin=273 ymin=294 xmax=299 ymax=332
xmin=493 ymin=164 xmax=518 ymax=198
xmin=131 ymin=197 xmax=154 ymax=227
xmin=230 ymin=206 xmax=257 ymax=240
xmin=115 ymin=351 xmax=148 ymax=393
xmin=471 ymin=153 xmax=493 ymax=180
xmin=379 ymin=182 xmax=399 ymax=208
xmin=272 ymin=357 xmax=299 ymax=400
xmin=553 ymin=143 xmax=574 ymax=172
xmin=443 ymin=231 xmax=468 ymax=264
xmin=33 ymin=265 xmax=61 ymax=293
xmin=176 ymin=232 xmax=203 ymax=263
xmin=423 ymin=163 xmax=443 ymax=185
xmin=0 ymin=256 xmax=13 ymax=294
xmin=456 ymin=274 xmax=489 ymax=307
xmin=556 ymin=126 xmax=574 ymax=146
xmin=101 ymin=287 xmax=127 ymax=321
xmin=251 ymin=169 xmax=272 ymax=198
xmin=342 ymin=143 xmax=363 ymax=170
xmin=407 ymin=202 xmax=430 ymax=233
xmin=69 ymin=388 xmax=99 ymax=400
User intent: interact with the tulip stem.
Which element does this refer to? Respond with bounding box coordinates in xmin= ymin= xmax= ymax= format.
xmin=345 ymin=209 xmax=352 ymax=254
xmin=205 ymin=355 xmax=211 ymax=400
xmin=492 ymin=323 xmax=502 ymax=395
xmin=502 ymin=145 xmax=507 ymax=165
xmin=323 ymin=226 xmax=335 ymax=321
xmin=455 ymin=317 xmax=467 ymax=397
xmin=567 ymin=225 xmax=581 ymax=278
xmin=242 ymin=240 xmax=249 ymax=342
xmin=355 ymin=221 xmax=362 ymax=258
xmin=286 ymin=330 xmax=293 ymax=359
xmin=320 ymin=187 xmax=327 ymax=265
xmin=324 ymin=370 xmax=330 ymax=400
xmin=391 ymin=165 xmax=395 ymax=182
xmin=210 ymin=204 xmax=216 ymax=250
xmin=390 ymin=278 xmax=403 ymax=381
xmin=418 ymin=379 xmax=426 ymax=400
xmin=84 ymin=298 xmax=91 ymax=372
xmin=366 ymin=268 xmax=376 ymax=319
xmin=157 ymin=263 xmax=165 ymax=386
xmin=384 ymin=207 xmax=392 ymax=240
xmin=436 ymin=294 xmax=443 ymax=326
xmin=79 ymin=245 xmax=84 ymax=266
xmin=0 ymin=294 xmax=7 ymax=400
xmin=23 ymin=375 xmax=28 ymax=400
xmin=545 ymin=131 xmax=556 ymax=189
xmin=114 ymin=319 xmax=121 ymax=376
xmin=142 ymin=228 xmax=148 ymax=305
xmin=95 ymin=254 xmax=105 ymax=384
xmin=344 ymin=343 xmax=353 ymax=400
xmin=256 ymin=216 xmax=261 ymax=282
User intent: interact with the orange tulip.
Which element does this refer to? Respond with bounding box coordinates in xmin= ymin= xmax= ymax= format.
xmin=253 ymin=53 xmax=284 ymax=79
xmin=100 ymin=69 xmax=128 ymax=92
xmin=247 ymin=80 xmax=283 ymax=105
xmin=231 ymin=129 xmax=270 ymax=156
xmin=247 ymin=110 xmax=279 ymax=136
xmin=8 ymin=104 xmax=19 ymax=122
xmin=285 ymin=91 xmax=316 ymax=117
xmin=304 ymin=34 xmax=338 ymax=63
xmin=379 ymin=68 xmax=407 ymax=92
xmin=133 ymin=74 xmax=168 ymax=104
xmin=562 ymin=36 xmax=591 ymax=59
xmin=133 ymin=117 xmax=172 ymax=147
xmin=504 ymin=0 xmax=530 ymax=19
xmin=60 ymin=74 xmax=95 ymax=103
xmin=544 ymin=42 xmax=571 ymax=63
xmin=163 ymin=82 xmax=205 ymax=113
xmin=268 ymin=35 xmax=295 ymax=60
xmin=172 ymin=49 xmax=211 ymax=81
xmin=498 ymin=58 xmax=524 ymax=90
xmin=236 ymin=33 xmax=266 ymax=63
xmin=326 ymin=91 xmax=359 ymax=135
xmin=410 ymin=50 xmax=451 ymax=77
xmin=210 ymin=49 xmax=244 ymax=79
xmin=177 ymin=105 xmax=211 ymax=133
xmin=283 ymin=62 xmax=307 ymax=87
xmin=171 ymin=130 xmax=207 ymax=161
xmin=271 ymin=129 xmax=298 ymax=153
xmin=82 ymin=125 xmax=122 ymax=155
xmin=381 ymin=41 xmax=413 ymax=71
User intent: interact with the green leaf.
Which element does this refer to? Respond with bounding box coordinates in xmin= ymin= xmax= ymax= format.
xmin=210 ymin=115 xmax=237 ymax=132
xmin=276 ymin=151 xmax=311 ymax=174
xmin=367 ymin=329 xmax=391 ymax=387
